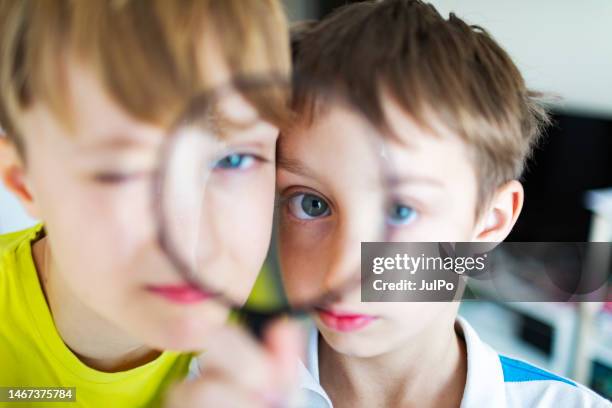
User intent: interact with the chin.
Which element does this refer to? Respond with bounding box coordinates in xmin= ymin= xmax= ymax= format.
xmin=143 ymin=309 xmax=229 ymax=352
xmin=318 ymin=326 xmax=389 ymax=358
xmin=153 ymin=319 xmax=213 ymax=351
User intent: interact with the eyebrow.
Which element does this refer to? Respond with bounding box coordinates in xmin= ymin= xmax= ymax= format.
xmin=279 ymin=157 xmax=445 ymax=193
xmin=276 ymin=156 xmax=314 ymax=178
xmin=90 ymin=137 xmax=150 ymax=150
xmin=385 ymin=173 xmax=446 ymax=189
xmin=78 ymin=129 xmax=164 ymax=152
xmin=278 ymin=153 xmax=444 ymax=190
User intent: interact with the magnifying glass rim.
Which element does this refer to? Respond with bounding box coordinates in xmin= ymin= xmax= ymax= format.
xmin=153 ymin=73 xmax=399 ymax=315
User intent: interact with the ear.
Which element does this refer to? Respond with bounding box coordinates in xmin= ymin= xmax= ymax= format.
xmin=473 ymin=180 xmax=524 ymax=242
xmin=0 ymin=137 xmax=41 ymax=219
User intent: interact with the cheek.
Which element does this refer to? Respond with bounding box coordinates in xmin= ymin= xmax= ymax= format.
xmin=64 ymin=182 xmax=152 ymax=260
xmin=48 ymin=196 xmax=153 ymax=301
xmin=30 ymin=170 xmax=156 ymax=303
xmin=279 ymin=221 xmax=329 ymax=252
xmin=224 ymin=200 xmax=273 ymax=267
xmin=278 ymin=221 xmax=333 ymax=300
xmin=217 ymin=171 xmax=276 ymax=264
xmin=395 ymin=196 xmax=478 ymax=242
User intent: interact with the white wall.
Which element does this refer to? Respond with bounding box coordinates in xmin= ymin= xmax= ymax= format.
xmin=284 ymin=0 xmax=319 ymax=21
xmin=0 ymin=183 xmax=37 ymax=234
xmin=428 ymin=0 xmax=612 ymax=118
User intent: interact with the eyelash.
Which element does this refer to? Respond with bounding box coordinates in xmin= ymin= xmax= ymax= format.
xmin=212 ymin=153 xmax=267 ymax=171
xmin=92 ymin=172 xmax=148 ymax=184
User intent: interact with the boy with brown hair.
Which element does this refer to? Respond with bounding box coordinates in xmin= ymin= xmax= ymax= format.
xmin=276 ymin=0 xmax=610 ymax=406
xmin=0 ymin=1 xmax=293 ymax=406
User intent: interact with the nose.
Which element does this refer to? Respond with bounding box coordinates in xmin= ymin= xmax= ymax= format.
xmin=167 ymin=172 xmax=226 ymax=284
xmin=322 ymin=231 xmax=360 ymax=293
xmin=194 ymin=185 xmax=227 ymax=271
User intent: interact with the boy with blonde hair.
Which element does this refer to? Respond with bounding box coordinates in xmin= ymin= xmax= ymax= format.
xmin=0 ymin=1 xmax=291 ymax=406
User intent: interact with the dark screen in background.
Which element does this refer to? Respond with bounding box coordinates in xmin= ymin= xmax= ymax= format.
xmin=510 ymin=112 xmax=612 ymax=242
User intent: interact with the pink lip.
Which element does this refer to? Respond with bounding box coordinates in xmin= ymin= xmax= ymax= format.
xmin=316 ymin=308 xmax=378 ymax=332
xmin=146 ymin=284 xmax=215 ymax=304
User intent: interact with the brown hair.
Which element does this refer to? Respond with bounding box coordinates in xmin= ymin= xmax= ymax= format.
xmin=0 ymin=0 xmax=290 ymax=153
xmin=291 ymin=0 xmax=550 ymax=208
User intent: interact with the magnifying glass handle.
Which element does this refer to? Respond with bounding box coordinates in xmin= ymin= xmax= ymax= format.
xmin=236 ymin=308 xmax=307 ymax=340
xmin=234 ymin=309 xmax=283 ymax=340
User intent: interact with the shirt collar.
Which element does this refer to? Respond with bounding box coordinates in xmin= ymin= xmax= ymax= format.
xmin=455 ymin=316 xmax=507 ymax=407
xmin=298 ymin=324 xmax=333 ymax=408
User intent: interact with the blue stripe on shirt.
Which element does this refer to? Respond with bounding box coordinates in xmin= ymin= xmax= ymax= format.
xmin=499 ymin=355 xmax=576 ymax=387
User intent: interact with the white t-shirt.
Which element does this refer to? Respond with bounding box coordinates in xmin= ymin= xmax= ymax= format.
xmin=298 ymin=317 xmax=610 ymax=407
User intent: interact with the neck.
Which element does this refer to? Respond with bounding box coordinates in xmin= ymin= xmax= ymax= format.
xmin=319 ymin=315 xmax=467 ymax=408
xmin=32 ymin=237 xmax=160 ymax=373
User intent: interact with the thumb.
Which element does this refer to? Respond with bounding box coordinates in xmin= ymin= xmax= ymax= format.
xmin=264 ymin=319 xmax=304 ymax=389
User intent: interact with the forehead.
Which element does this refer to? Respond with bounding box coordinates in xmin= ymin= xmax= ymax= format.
xmin=22 ymin=40 xmax=233 ymax=148
xmin=279 ymin=98 xmax=477 ymax=188
xmin=65 ymin=61 xmax=160 ymax=143
xmin=382 ymin=97 xmax=478 ymax=186
xmin=280 ymin=102 xmax=385 ymax=171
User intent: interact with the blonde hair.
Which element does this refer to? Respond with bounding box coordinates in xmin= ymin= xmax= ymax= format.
xmin=0 ymin=0 xmax=290 ymax=152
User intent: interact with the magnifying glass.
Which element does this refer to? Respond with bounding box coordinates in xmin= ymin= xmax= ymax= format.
xmin=154 ymin=74 xmax=397 ymax=336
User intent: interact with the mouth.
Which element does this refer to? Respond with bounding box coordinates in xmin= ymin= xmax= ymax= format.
xmin=145 ymin=283 xmax=217 ymax=304
xmin=315 ymin=307 xmax=378 ymax=332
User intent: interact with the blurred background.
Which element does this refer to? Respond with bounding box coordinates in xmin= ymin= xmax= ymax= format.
xmin=1 ymin=0 xmax=610 ymax=400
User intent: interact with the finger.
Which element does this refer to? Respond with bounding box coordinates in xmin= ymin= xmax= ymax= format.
xmin=264 ymin=319 xmax=305 ymax=406
xmin=197 ymin=324 xmax=275 ymax=390
xmin=265 ymin=319 xmax=304 ymax=386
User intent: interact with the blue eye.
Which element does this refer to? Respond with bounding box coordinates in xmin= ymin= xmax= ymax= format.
xmin=387 ymin=204 xmax=417 ymax=226
xmin=214 ymin=154 xmax=255 ymax=170
xmin=287 ymin=193 xmax=331 ymax=220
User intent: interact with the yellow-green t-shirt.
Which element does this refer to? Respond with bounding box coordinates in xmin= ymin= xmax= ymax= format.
xmin=0 ymin=225 xmax=192 ymax=407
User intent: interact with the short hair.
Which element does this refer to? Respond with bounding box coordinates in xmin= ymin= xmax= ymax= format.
xmin=291 ymin=0 xmax=550 ymax=209
xmin=0 ymin=0 xmax=290 ymax=153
